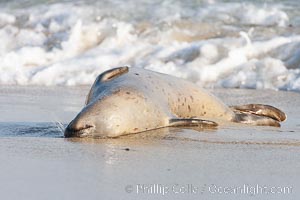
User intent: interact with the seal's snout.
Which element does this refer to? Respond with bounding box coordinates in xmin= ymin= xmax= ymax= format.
xmin=64 ymin=120 xmax=94 ymax=137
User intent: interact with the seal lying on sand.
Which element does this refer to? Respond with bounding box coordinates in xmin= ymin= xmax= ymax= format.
xmin=64 ymin=67 xmax=286 ymax=138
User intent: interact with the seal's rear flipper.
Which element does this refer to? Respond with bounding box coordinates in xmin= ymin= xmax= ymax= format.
xmin=169 ymin=118 xmax=218 ymax=128
xmin=234 ymin=112 xmax=281 ymax=127
xmin=230 ymin=104 xmax=287 ymax=122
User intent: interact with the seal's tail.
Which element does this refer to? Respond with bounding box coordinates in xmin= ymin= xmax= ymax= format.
xmin=230 ymin=104 xmax=287 ymax=127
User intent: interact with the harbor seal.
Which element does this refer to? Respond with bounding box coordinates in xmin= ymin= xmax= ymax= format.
xmin=64 ymin=67 xmax=286 ymax=138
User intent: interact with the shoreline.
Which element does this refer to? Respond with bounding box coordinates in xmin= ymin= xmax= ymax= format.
xmin=0 ymin=86 xmax=299 ymax=144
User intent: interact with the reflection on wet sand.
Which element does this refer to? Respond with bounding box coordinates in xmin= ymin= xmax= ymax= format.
xmin=64 ymin=125 xmax=300 ymax=147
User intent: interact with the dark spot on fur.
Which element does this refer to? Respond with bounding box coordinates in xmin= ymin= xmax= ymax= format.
xmin=190 ymin=96 xmax=194 ymax=101
xmin=202 ymin=105 xmax=204 ymax=109
xmin=124 ymin=148 xmax=130 ymax=151
xmin=204 ymin=112 xmax=206 ymax=115
xmin=178 ymin=98 xmax=180 ymax=102
xmin=188 ymin=105 xmax=191 ymax=112
xmin=134 ymin=128 xmax=138 ymax=131
xmin=135 ymin=73 xmax=139 ymax=75
xmin=182 ymin=103 xmax=184 ymax=106
xmin=184 ymin=97 xmax=186 ymax=102
xmin=126 ymin=92 xmax=130 ymax=94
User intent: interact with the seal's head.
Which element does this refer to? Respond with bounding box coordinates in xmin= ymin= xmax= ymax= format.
xmin=64 ymin=67 xmax=130 ymax=138
xmin=64 ymin=66 xmax=166 ymax=138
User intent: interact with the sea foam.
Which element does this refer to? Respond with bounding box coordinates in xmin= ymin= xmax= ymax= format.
xmin=0 ymin=0 xmax=300 ymax=91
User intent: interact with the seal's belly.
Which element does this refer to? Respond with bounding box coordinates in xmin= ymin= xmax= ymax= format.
xmin=132 ymin=73 xmax=235 ymax=120
xmin=127 ymin=68 xmax=235 ymax=121
xmin=168 ymin=85 xmax=234 ymax=121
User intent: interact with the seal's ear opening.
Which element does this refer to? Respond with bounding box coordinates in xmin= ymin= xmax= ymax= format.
xmin=100 ymin=66 xmax=129 ymax=82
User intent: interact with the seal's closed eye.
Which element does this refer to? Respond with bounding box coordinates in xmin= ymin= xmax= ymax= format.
xmin=100 ymin=66 xmax=129 ymax=82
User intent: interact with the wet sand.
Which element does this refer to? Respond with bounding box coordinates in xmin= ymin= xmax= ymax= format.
xmin=0 ymin=86 xmax=299 ymax=200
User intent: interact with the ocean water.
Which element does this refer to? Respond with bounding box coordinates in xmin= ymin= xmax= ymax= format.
xmin=1 ymin=0 xmax=300 ymax=90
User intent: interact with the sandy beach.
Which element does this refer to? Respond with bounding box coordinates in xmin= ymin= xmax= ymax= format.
xmin=1 ymin=1 xmax=300 ymax=199
xmin=0 ymin=86 xmax=299 ymax=200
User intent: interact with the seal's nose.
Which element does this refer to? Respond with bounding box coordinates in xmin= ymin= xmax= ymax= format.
xmin=64 ymin=119 xmax=94 ymax=137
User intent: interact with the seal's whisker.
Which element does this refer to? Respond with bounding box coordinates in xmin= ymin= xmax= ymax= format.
xmin=49 ymin=112 xmax=65 ymax=134
xmin=54 ymin=120 xmax=65 ymax=134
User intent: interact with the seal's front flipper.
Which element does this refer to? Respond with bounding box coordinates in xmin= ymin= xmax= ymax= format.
xmin=99 ymin=66 xmax=129 ymax=82
xmin=230 ymin=104 xmax=287 ymax=122
xmin=169 ymin=118 xmax=218 ymax=128
xmin=85 ymin=66 xmax=129 ymax=104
